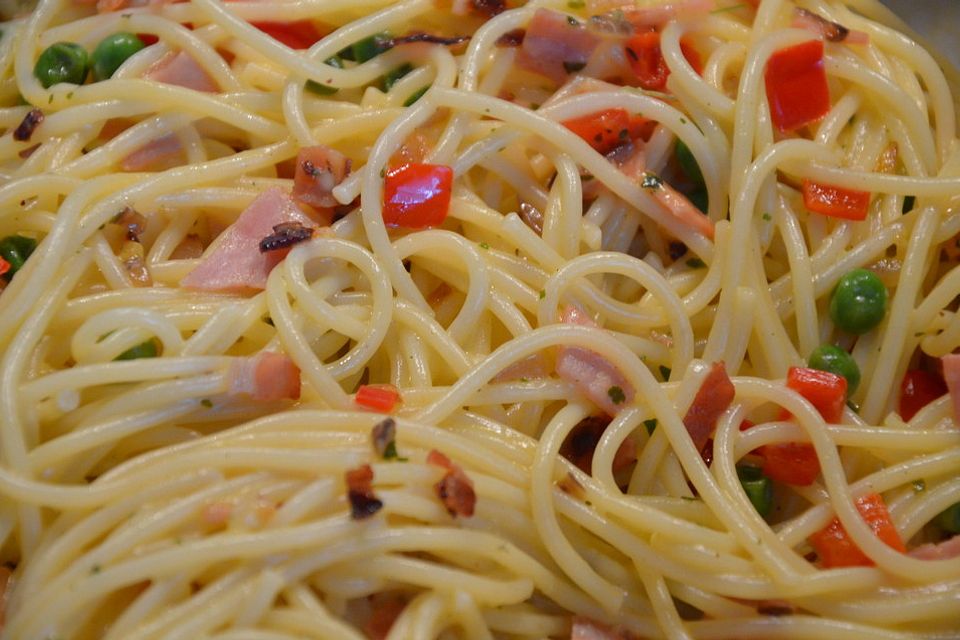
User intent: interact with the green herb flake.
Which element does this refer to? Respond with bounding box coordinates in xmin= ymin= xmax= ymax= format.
xmin=912 ymin=479 xmax=926 ymax=492
xmin=200 ymin=399 xmax=213 ymax=408
xmin=762 ymin=212 xmax=772 ymax=221
xmin=643 ymin=418 xmax=657 ymax=435
xmin=567 ymin=0 xmax=585 ymax=7
xmin=566 ymin=15 xmax=581 ymax=26
xmin=539 ymin=289 xmax=546 ymax=299
xmin=479 ymin=242 xmax=490 ymax=249
xmin=641 ymin=172 xmax=663 ymax=190
xmin=659 ymin=365 xmax=671 ymax=380
xmin=686 ymin=258 xmax=706 ymax=269
xmin=90 ymin=564 xmax=101 ymax=574
xmin=607 ymin=385 xmax=626 ymax=405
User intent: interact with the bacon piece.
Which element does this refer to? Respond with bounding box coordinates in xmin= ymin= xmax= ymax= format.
xmin=640 ymin=172 xmax=715 ymax=240
xmin=181 ymin=188 xmax=317 ymax=292
xmin=556 ymin=306 xmax=635 ymax=416
xmin=427 ymin=450 xmax=476 ymax=517
xmin=292 ymin=145 xmax=351 ymax=219
xmin=144 ymin=51 xmax=218 ymax=92
xmin=345 ymin=464 xmax=383 ymax=520
xmin=942 ymin=354 xmax=960 ymax=422
xmin=516 ymin=9 xmax=601 ymax=84
xmin=683 ymin=362 xmax=735 ymax=451
xmin=113 ymin=206 xmax=147 ymax=241
xmin=909 ymin=535 xmax=960 ymax=560
xmin=560 ymin=415 xmax=637 ymax=475
xmin=571 ymin=616 xmax=640 ymax=640
xmin=364 ymin=594 xmax=407 ymax=640
xmin=492 ymin=353 xmax=550 ymax=383
xmin=258 ymin=222 xmax=313 ymax=253
xmin=121 ymin=133 xmax=184 ymax=172
xmin=588 ymin=0 xmax=715 ymax=29
xmin=13 ymin=108 xmax=43 ymax=142
xmin=228 ymin=351 xmax=301 ymax=401
xmin=792 ymin=8 xmax=869 ymax=45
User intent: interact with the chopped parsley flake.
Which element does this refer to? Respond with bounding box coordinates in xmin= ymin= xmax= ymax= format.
xmin=383 ymin=440 xmax=408 ymax=462
xmin=643 ymin=419 xmax=657 ymax=435
xmin=641 ymin=172 xmax=663 ymax=190
xmin=479 ymin=242 xmax=490 ymax=249
xmin=200 ymin=399 xmax=213 ymax=408
xmin=607 ymin=385 xmax=626 ymax=405
xmin=659 ymin=365 xmax=671 ymax=380
xmin=762 ymin=212 xmax=772 ymax=221
xmin=539 ymin=289 xmax=546 ymax=299
xmin=686 ymin=258 xmax=706 ymax=269
xmin=912 ymin=479 xmax=926 ymax=492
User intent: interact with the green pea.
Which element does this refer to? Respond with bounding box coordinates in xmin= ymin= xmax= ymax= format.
xmin=34 ymin=42 xmax=89 ymax=88
xmin=91 ymin=32 xmax=145 ymax=82
xmin=936 ymin=502 xmax=960 ymax=534
xmin=115 ymin=339 xmax=159 ymax=361
xmin=736 ymin=465 xmax=772 ymax=518
xmin=0 ymin=234 xmax=37 ymax=278
xmin=808 ymin=344 xmax=861 ymax=395
xmin=829 ymin=268 xmax=888 ymax=334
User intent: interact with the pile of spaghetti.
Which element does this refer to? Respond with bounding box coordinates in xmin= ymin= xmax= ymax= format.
xmin=0 ymin=0 xmax=958 ymax=637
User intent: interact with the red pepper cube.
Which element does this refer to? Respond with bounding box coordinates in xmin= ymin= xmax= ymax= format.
xmin=802 ymin=179 xmax=871 ymax=220
xmin=761 ymin=442 xmax=820 ymax=486
xmin=355 ymin=384 xmax=401 ymax=413
xmin=764 ymin=40 xmax=830 ymax=132
xmin=809 ymin=493 xmax=906 ymax=568
xmin=562 ymin=108 xmax=632 ymax=154
xmin=625 ymin=31 xmax=670 ymax=91
xmin=382 ymin=163 xmax=453 ymax=229
xmin=786 ymin=366 xmax=847 ymax=423
xmin=251 ymin=20 xmax=325 ymax=50
xmin=898 ymin=369 xmax=947 ymax=422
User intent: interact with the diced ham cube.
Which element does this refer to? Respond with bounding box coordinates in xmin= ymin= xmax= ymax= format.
xmin=292 ymin=145 xmax=351 ymax=220
xmin=516 ymin=9 xmax=600 ymax=84
xmin=145 ymin=51 xmax=218 ymax=93
xmin=228 ymin=351 xmax=301 ymax=401
xmin=556 ymin=306 xmax=635 ymax=416
xmin=121 ymin=133 xmax=184 ymax=172
xmin=181 ymin=188 xmax=317 ymax=293
xmin=683 ymin=361 xmax=735 ymax=451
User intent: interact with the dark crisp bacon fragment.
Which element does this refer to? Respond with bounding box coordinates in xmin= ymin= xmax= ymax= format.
xmin=345 ymin=464 xmax=383 ymax=520
xmin=371 ymin=417 xmax=397 ymax=457
xmin=387 ymin=32 xmax=471 ymax=47
xmin=258 ymin=222 xmax=314 ymax=253
xmin=756 ymin=600 xmax=796 ymax=616
xmin=427 ymin=450 xmax=476 ymax=517
xmin=496 ymin=28 xmax=525 ymax=47
xmin=113 ymin=206 xmax=147 ymax=241
xmin=560 ymin=415 xmax=637 ymax=475
xmin=13 ymin=109 xmax=43 ymax=142
xmin=683 ymin=361 xmax=735 ymax=451
xmin=471 ymin=0 xmax=505 ymax=18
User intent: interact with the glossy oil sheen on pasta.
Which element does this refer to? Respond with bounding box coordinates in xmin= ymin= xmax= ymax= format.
xmin=0 ymin=0 xmax=958 ymax=638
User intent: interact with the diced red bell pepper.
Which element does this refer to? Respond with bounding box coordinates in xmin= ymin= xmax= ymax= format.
xmin=382 ymin=163 xmax=453 ymax=229
xmin=762 ymin=442 xmax=820 ymax=486
xmin=898 ymin=369 xmax=947 ymax=421
xmin=625 ymin=31 xmax=670 ymax=91
xmin=683 ymin=361 xmax=736 ymax=451
xmin=679 ymin=36 xmax=703 ymax=76
xmin=802 ymin=179 xmax=871 ymax=221
xmin=252 ymin=20 xmax=325 ymax=49
xmin=764 ymin=40 xmax=830 ymax=132
xmin=0 ymin=257 xmax=10 ymax=278
xmin=136 ymin=33 xmax=159 ymax=46
xmin=562 ymin=108 xmax=651 ymax=154
xmin=786 ymin=366 xmax=847 ymax=423
xmin=809 ymin=493 xmax=906 ymax=568
xmin=355 ymin=384 xmax=401 ymax=413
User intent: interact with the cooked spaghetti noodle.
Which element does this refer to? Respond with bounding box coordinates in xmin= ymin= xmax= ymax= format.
xmin=0 ymin=0 xmax=958 ymax=638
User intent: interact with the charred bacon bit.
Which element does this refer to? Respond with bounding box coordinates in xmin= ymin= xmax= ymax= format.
xmin=472 ymin=0 xmax=505 ymax=18
xmin=388 ymin=32 xmax=471 ymax=47
xmin=345 ymin=464 xmax=383 ymax=520
xmin=258 ymin=222 xmax=314 ymax=253
xmin=668 ymin=242 xmax=688 ymax=261
xmin=518 ymin=201 xmax=544 ymax=235
xmin=427 ymin=449 xmax=476 ymax=517
xmin=13 ymin=108 xmax=44 ymax=142
xmin=561 ymin=415 xmax=611 ymax=473
xmin=682 ymin=361 xmax=736 ymax=451
xmin=496 ymin=28 xmax=525 ymax=47
xmin=113 ymin=206 xmax=147 ymax=241
xmin=371 ymin=417 xmax=397 ymax=457
xmin=793 ymin=8 xmax=849 ymax=42
xmin=756 ymin=600 xmax=797 ymax=616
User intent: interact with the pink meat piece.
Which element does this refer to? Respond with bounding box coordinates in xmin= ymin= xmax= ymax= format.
xmin=516 ymin=9 xmax=601 ymax=84
xmin=943 ymin=354 xmax=960 ymax=422
xmin=556 ymin=306 xmax=635 ymax=416
xmin=181 ymin=188 xmax=317 ymax=293
xmin=228 ymin=351 xmax=301 ymax=401
xmin=587 ymin=0 xmax=715 ymax=28
xmin=121 ymin=133 xmax=183 ymax=172
xmin=292 ymin=144 xmax=351 ymax=216
xmin=145 ymin=51 xmax=218 ymax=92
xmin=908 ymin=535 xmax=960 ymax=561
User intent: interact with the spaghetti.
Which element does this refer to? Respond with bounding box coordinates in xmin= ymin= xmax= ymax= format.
xmin=0 ymin=0 xmax=958 ymax=638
